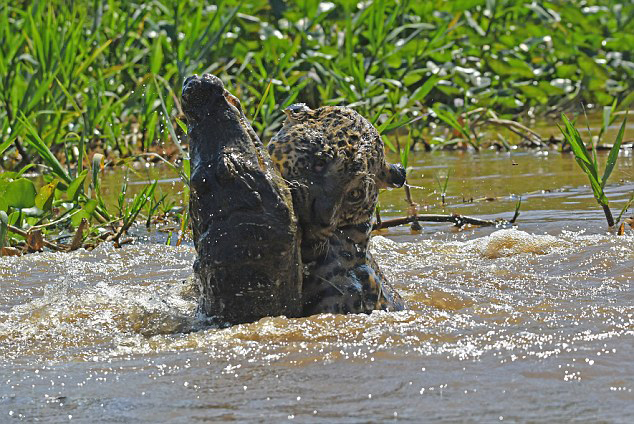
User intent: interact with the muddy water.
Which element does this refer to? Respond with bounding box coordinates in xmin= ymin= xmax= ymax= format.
xmin=1 ymin=150 xmax=633 ymax=423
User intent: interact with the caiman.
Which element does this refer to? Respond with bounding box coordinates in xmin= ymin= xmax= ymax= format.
xmin=182 ymin=74 xmax=302 ymax=324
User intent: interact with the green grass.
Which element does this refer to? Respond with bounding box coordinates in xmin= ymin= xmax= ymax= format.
xmin=0 ymin=0 xmax=632 ymax=252
xmin=2 ymin=0 xmax=633 ymax=168
xmin=558 ymin=111 xmax=628 ymax=227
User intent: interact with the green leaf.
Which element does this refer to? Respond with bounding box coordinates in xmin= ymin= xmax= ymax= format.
xmin=5 ymin=178 xmax=37 ymax=209
xmin=150 ymin=36 xmax=164 ymax=75
xmin=559 ymin=114 xmax=613 ymax=208
xmin=615 ymin=191 xmax=634 ymax=225
xmin=73 ymin=39 xmax=112 ymax=79
xmin=175 ymin=117 xmax=188 ymax=135
xmin=7 ymin=211 xmax=20 ymax=229
xmin=0 ymin=177 xmax=9 ymax=211
xmin=91 ymin=153 xmax=104 ymax=193
xmin=518 ymin=85 xmax=548 ymax=104
xmin=538 ymin=81 xmax=565 ymax=96
xmin=601 ymin=113 xmax=627 ymax=188
xmin=434 ymin=105 xmax=469 ymax=139
xmin=578 ymin=55 xmax=608 ymax=80
xmin=120 ymin=181 xmax=158 ymax=231
xmin=0 ymin=211 xmax=9 ymax=252
xmin=71 ymin=199 xmax=97 ymax=227
xmin=464 ymin=10 xmax=485 ymax=36
xmin=382 ymin=135 xmax=397 ymax=153
xmin=153 ymin=76 xmax=186 ymax=156
xmin=619 ymin=91 xmax=634 ymax=110
xmin=410 ymin=75 xmax=441 ymax=104
xmin=559 ymin=115 xmax=593 ymax=170
xmin=382 ymin=115 xmax=424 ymax=133
xmin=24 ymin=70 xmax=61 ymax=114
xmin=0 ymin=134 xmax=17 ymax=158
xmin=0 ymin=210 xmax=7 ymax=253
xmin=67 ymin=169 xmax=89 ymax=201
xmin=602 ymin=105 xmax=612 ymax=137
xmin=14 ymin=164 xmax=35 ymax=179
xmin=0 ymin=172 xmax=16 ymax=183
xmin=377 ymin=114 xmax=397 ymax=135
xmin=451 ymin=0 xmax=485 ymax=11
xmin=181 ymin=159 xmax=191 ymax=181
xmin=18 ymin=113 xmax=71 ymax=184
xmin=594 ymin=92 xmax=614 ymax=107
xmin=488 ymin=58 xmax=514 ymax=76
xmin=506 ymin=58 xmax=535 ymax=79
xmin=400 ymin=136 xmax=411 ymax=170
xmin=556 ymin=64 xmax=577 ymax=78
xmin=35 ymin=180 xmax=59 ymax=211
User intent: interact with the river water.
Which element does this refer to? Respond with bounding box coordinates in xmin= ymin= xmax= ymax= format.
xmin=1 ymin=148 xmax=633 ymax=422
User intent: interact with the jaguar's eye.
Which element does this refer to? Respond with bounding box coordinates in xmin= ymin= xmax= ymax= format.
xmin=347 ymin=188 xmax=364 ymax=202
xmin=313 ymin=158 xmax=327 ymax=172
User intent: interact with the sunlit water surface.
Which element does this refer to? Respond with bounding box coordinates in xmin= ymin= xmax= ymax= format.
xmin=1 ymin=150 xmax=633 ymax=422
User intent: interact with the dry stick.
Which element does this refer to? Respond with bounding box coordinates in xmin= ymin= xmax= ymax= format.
xmin=28 ymin=209 xmax=82 ymax=231
xmin=117 ymin=238 xmax=134 ymax=247
xmin=375 ymin=196 xmax=522 ymax=230
xmin=484 ymin=118 xmax=545 ymax=146
xmin=393 ymin=133 xmax=421 ymax=230
xmin=6 ymin=225 xmax=67 ymax=252
xmin=373 ymin=213 xmax=504 ymax=230
xmin=26 ymin=229 xmax=45 ymax=251
xmin=69 ymin=218 xmax=88 ymax=251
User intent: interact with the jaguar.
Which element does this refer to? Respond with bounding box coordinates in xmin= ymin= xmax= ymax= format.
xmin=268 ymin=104 xmax=406 ymax=314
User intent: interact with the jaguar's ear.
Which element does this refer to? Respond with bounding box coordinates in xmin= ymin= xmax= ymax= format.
xmin=388 ymin=163 xmax=407 ymax=187
xmin=377 ymin=163 xmax=406 ymax=188
xmin=283 ymin=103 xmax=312 ymax=124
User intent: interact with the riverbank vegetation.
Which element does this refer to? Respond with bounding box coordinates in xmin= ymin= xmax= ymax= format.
xmin=1 ymin=0 xmax=632 ymax=254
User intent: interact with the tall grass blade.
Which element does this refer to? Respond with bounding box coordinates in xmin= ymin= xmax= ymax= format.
xmin=17 ymin=113 xmax=71 ymax=183
xmin=72 ymin=39 xmax=111 ymax=79
xmin=601 ymin=113 xmax=627 ymax=188
xmin=152 ymin=75 xmax=186 ymax=156
xmin=253 ymin=78 xmax=273 ymax=122
xmin=615 ymin=192 xmax=633 ymax=225
xmin=559 ymin=115 xmax=593 ymax=169
xmin=0 ymin=211 xmax=8 ymax=255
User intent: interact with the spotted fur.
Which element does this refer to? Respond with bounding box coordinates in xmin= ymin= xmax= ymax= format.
xmin=302 ymin=223 xmax=404 ymax=315
xmin=268 ymin=104 xmax=406 ymax=246
xmin=268 ymin=104 xmax=406 ymax=314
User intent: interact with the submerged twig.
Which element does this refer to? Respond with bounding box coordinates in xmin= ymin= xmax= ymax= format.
xmin=6 ymin=225 xmax=67 ymax=252
xmin=26 ymin=229 xmax=45 ymax=252
xmin=373 ymin=213 xmax=510 ymax=230
xmin=484 ymin=118 xmax=545 ymax=147
xmin=69 ymin=218 xmax=88 ymax=251
xmin=510 ymin=197 xmax=522 ymax=223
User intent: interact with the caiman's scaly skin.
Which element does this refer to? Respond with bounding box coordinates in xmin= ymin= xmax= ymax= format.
xmin=268 ymin=104 xmax=406 ymax=315
xmin=182 ymin=74 xmax=302 ymax=324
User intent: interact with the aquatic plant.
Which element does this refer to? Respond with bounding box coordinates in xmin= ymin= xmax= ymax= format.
xmin=434 ymin=169 xmax=452 ymax=206
xmin=1 ymin=0 xmax=632 ymax=253
xmin=2 ymin=0 xmax=633 ymax=169
xmin=558 ymin=112 xmax=628 ymax=227
xmin=113 ymin=179 xmax=158 ymax=245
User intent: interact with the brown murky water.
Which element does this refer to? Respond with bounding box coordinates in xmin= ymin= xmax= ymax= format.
xmin=1 ymin=147 xmax=633 ymax=422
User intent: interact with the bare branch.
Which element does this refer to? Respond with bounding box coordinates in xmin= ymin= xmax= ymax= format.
xmin=7 ymin=225 xmax=67 ymax=252
xmin=484 ymin=118 xmax=545 ymax=147
xmin=373 ymin=213 xmax=511 ymax=230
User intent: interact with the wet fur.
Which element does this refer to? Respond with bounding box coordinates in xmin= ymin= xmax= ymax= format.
xmin=269 ymin=104 xmax=406 ymax=314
